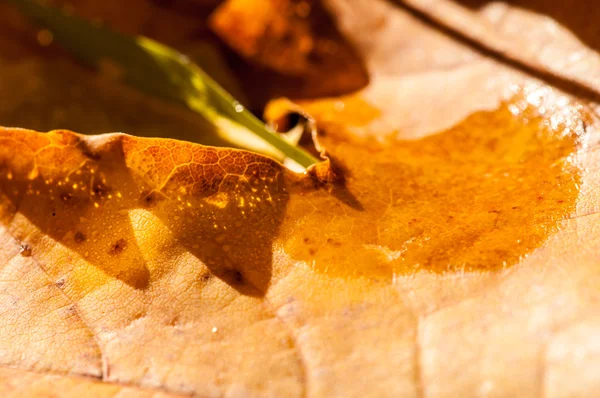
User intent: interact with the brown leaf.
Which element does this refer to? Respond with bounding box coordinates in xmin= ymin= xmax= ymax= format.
xmin=399 ymin=0 xmax=600 ymax=101
xmin=0 ymin=367 xmax=186 ymax=397
xmin=2 ymin=0 xmax=600 ymax=397
xmin=210 ymin=0 xmax=369 ymax=96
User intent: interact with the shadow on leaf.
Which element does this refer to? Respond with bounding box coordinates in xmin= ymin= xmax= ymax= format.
xmin=0 ymin=132 xmax=150 ymax=289
xmin=0 ymin=130 xmax=288 ymax=297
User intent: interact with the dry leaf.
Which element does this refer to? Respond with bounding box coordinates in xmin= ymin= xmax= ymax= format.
xmin=399 ymin=0 xmax=600 ymax=101
xmin=0 ymin=129 xmax=304 ymax=396
xmin=210 ymin=0 xmax=369 ymax=96
xmin=0 ymin=367 xmax=185 ymax=398
xmin=2 ymin=0 xmax=600 ymax=397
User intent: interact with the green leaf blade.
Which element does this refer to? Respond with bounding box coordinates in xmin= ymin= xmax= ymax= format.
xmin=8 ymin=0 xmax=319 ymax=169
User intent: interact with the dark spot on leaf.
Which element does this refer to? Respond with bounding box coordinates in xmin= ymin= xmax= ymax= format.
xmin=109 ymin=239 xmax=127 ymax=255
xmin=55 ymin=278 xmax=65 ymax=288
xmin=141 ymin=191 xmax=161 ymax=208
xmin=233 ymin=270 xmax=243 ymax=283
xmin=74 ymin=232 xmax=86 ymax=243
xmin=19 ymin=244 xmax=32 ymax=257
xmin=222 ymin=268 xmax=244 ymax=285
xmin=92 ymin=182 xmax=110 ymax=198
xmin=200 ymin=272 xmax=211 ymax=283
xmin=65 ymin=305 xmax=78 ymax=316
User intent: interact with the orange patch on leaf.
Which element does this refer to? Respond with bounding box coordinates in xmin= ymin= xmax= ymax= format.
xmin=283 ymin=95 xmax=584 ymax=277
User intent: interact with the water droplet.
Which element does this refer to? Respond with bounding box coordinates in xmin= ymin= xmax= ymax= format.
xmin=233 ymin=101 xmax=244 ymax=113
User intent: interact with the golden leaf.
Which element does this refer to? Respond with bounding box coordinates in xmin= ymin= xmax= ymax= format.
xmin=2 ymin=0 xmax=600 ymax=397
